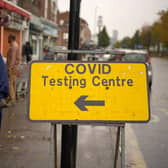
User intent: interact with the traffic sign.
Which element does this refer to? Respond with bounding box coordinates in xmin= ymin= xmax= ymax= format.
xmin=28 ymin=62 xmax=150 ymax=123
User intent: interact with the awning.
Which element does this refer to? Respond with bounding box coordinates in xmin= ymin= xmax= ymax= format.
xmin=0 ymin=0 xmax=31 ymax=20
xmin=40 ymin=18 xmax=57 ymax=37
xmin=30 ymin=15 xmax=43 ymax=32
xmin=40 ymin=17 xmax=57 ymax=29
xmin=43 ymin=26 xmax=57 ymax=38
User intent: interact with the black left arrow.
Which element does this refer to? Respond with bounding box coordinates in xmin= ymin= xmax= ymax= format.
xmin=74 ymin=95 xmax=105 ymax=111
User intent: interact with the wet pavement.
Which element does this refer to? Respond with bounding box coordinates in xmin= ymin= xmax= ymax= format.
xmin=0 ymin=99 xmax=116 ymax=168
xmin=0 ymin=100 xmax=51 ymax=168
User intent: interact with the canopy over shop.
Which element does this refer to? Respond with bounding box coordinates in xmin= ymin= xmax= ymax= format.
xmin=0 ymin=0 xmax=31 ymax=58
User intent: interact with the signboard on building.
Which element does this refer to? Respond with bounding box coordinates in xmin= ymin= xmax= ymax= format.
xmin=28 ymin=62 xmax=150 ymax=123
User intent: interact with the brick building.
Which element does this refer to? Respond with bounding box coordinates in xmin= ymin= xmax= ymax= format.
xmin=17 ymin=0 xmax=57 ymax=22
xmin=16 ymin=0 xmax=58 ymax=60
xmin=57 ymin=11 xmax=91 ymax=48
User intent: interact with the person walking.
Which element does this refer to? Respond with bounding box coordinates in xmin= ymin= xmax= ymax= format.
xmin=6 ymin=34 xmax=21 ymax=106
xmin=23 ymin=42 xmax=33 ymax=63
xmin=0 ymin=53 xmax=9 ymax=128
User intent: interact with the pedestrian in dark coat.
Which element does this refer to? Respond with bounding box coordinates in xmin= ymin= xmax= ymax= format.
xmin=23 ymin=42 xmax=33 ymax=63
xmin=0 ymin=53 xmax=9 ymax=128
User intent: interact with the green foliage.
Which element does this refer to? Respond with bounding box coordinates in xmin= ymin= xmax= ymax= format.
xmin=151 ymin=22 xmax=162 ymax=43
xmin=131 ymin=30 xmax=142 ymax=48
xmin=159 ymin=10 xmax=168 ymax=44
xmin=114 ymin=30 xmax=142 ymax=49
xmin=151 ymin=22 xmax=162 ymax=53
xmin=120 ymin=37 xmax=132 ymax=48
xmin=114 ymin=41 xmax=121 ymax=48
xmin=114 ymin=9 xmax=168 ymax=55
xmin=140 ymin=25 xmax=152 ymax=50
xmin=99 ymin=26 xmax=110 ymax=48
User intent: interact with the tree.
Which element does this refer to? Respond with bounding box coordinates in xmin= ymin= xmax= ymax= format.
xmin=140 ymin=25 xmax=152 ymax=51
xmin=159 ymin=10 xmax=168 ymax=47
xmin=99 ymin=26 xmax=110 ymax=48
xmin=120 ymin=36 xmax=132 ymax=48
xmin=131 ymin=30 xmax=142 ymax=49
xmin=114 ymin=41 xmax=121 ymax=48
xmin=151 ymin=21 xmax=162 ymax=54
xmin=115 ymin=9 xmax=168 ymax=55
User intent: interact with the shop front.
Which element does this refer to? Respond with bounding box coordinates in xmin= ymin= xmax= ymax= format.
xmin=29 ymin=15 xmax=43 ymax=60
xmin=0 ymin=0 xmax=30 ymax=59
xmin=40 ymin=17 xmax=57 ymax=50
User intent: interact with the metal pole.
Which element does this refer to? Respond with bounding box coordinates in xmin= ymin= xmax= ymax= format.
xmin=67 ymin=0 xmax=81 ymax=61
xmin=98 ymin=26 xmax=101 ymax=48
xmin=121 ymin=126 xmax=125 ymax=168
xmin=49 ymin=123 xmax=57 ymax=168
xmin=54 ymin=124 xmax=57 ymax=168
xmin=61 ymin=1 xmax=81 ymax=168
xmin=97 ymin=16 xmax=102 ymax=48
xmin=114 ymin=126 xmax=121 ymax=168
xmin=54 ymin=49 xmax=125 ymax=55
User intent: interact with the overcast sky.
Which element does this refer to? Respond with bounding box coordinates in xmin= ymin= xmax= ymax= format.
xmin=58 ymin=0 xmax=168 ymax=40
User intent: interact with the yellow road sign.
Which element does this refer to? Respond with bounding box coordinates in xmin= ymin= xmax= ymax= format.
xmin=28 ymin=62 xmax=150 ymax=123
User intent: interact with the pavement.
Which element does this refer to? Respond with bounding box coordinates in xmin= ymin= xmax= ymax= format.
xmin=0 ymin=98 xmax=119 ymax=168
xmin=0 ymin=99 xmax=50 ymax=168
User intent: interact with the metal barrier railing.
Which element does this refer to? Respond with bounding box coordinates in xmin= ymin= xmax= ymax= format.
xmin=16 ymin=63 xmax=29 ymax=98
xmin=53 ymin=49 xmax=125 ymax=55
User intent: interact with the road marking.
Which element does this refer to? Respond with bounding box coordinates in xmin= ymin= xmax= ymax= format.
xmin=150 ymin=114 xmax=160 ymax=123
xmin=126 ymin=125 xmax=147 ymax=168
xmin=159 ymin=108 xmax=168 ymax=116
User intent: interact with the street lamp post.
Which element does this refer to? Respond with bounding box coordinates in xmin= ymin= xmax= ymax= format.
xmin=97 ymin=15 xmax=103 ymax=48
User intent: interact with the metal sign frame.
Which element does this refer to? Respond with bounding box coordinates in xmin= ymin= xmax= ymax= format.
xmin=113 ymin=124 xmax=126 ymax=168
xmin=28 ymin=49 xmax=151 ymax=168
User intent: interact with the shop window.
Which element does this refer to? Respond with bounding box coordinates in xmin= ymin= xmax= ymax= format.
xmin=31 ymin=39 xmax=37 ymax=55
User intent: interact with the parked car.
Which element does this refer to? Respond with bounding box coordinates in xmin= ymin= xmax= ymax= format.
xmin=100 ymin=49 xmax=125 ymax=61
xmin=121 ymin=49 xmax=152 ymax=89
xmin=43 ymin=46 xmax=67 ymax=61
xmin=53 ymin=46 xmax=67 ymax=61
xmin=43 ymin=47 xmax=55 ymax=60
xmin=100 ymin=49 xmax=153 ymax=89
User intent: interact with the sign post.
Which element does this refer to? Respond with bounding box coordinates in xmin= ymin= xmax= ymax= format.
xmin=49 ymin=123 xmax=57 ymax=168
xmin=61 ymin=1 xmax=81 ymax=168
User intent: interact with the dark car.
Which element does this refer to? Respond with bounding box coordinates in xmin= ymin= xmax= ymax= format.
xmin=121 ymin=49 xmax=152 ymax=89
xmin=101 ymin=49 xmax=153 ymax=89
xmin=43 ymin=47 xmax=55 ymax=60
